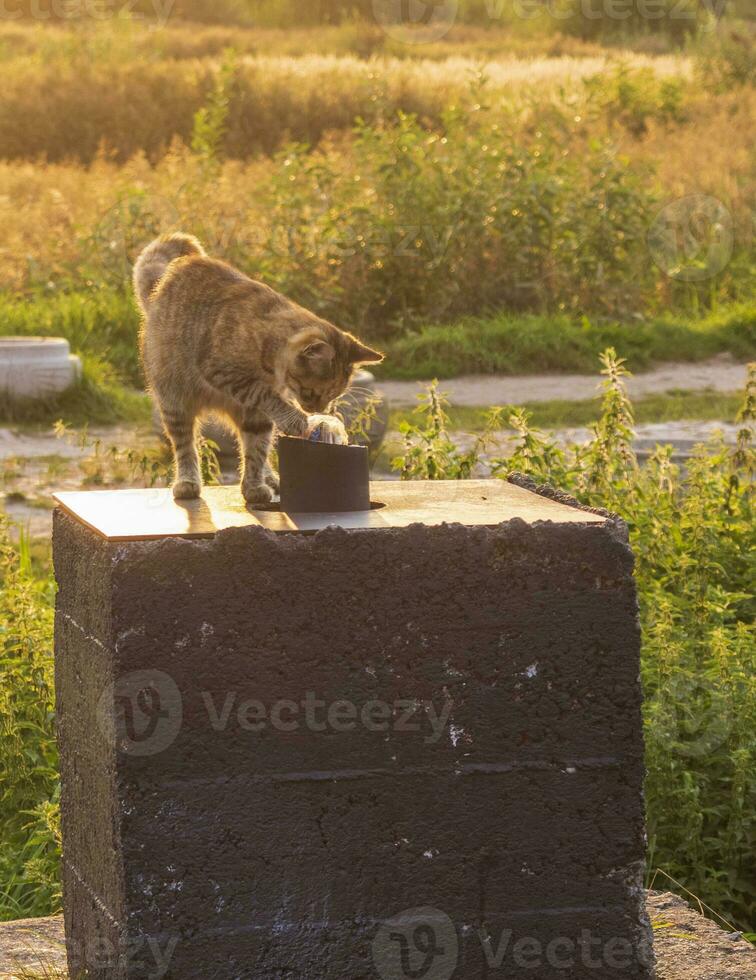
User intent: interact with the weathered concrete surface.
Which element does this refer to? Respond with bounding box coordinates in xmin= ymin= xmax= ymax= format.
xmin=53 ymin=479 xmax=653 ymax=979
xmin=5 ymin=896 xmax=753 ymax=979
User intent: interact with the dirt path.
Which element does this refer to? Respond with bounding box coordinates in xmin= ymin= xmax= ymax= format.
xmin=377 ymin=355 xmax=750 ymax=407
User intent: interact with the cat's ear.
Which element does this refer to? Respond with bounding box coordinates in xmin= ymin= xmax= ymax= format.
xmin=349 ymin=341 xmax=384 ymax=365
xmin=301 ymin=340 xmax=335 ymax=365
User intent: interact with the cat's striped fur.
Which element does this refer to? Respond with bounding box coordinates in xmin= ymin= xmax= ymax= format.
xmin=134 ymin=233 xmax=382 ymax=506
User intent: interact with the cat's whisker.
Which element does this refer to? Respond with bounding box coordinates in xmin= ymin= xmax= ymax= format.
xmin=343 ymin=385 xmax=379 ymax=397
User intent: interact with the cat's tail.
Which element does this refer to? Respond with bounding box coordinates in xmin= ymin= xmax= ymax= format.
xmin=133 ymin=233 xmax=205 ymax=312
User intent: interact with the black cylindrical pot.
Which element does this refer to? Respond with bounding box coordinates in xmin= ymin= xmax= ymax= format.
xmin=278 ymin=436 xmax=371 ymax=513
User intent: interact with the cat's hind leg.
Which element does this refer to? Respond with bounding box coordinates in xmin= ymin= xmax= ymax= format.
xmin=161 ymin=405 xmax=202 ymax=499
xmin=238 ymin=413 xmax=277 ymax=507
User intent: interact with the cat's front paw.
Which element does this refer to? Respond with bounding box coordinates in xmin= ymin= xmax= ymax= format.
xmin=173 ymin=480 xmax=201 ymax=500
xmin=306 ymin=415 xmax=348 ymax=445
xmin=243 ymin=481 xmax=275 ymax=508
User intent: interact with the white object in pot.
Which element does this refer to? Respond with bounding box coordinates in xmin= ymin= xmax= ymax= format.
xmin=307 ymin=415 xmax=349 ymax=445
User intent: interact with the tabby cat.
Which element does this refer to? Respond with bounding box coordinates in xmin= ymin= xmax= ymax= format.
xmin=133 ymin=233 xmax=382 ymax=506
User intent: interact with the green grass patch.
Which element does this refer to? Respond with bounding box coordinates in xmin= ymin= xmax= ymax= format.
xmin=390 ymin=390 xmax=745 ymax=432
xmin=380 ymin=304 xmax=756 ymax=380
xmin=0 ymin=289 xmax=142 ymax=386
xmin=0 ymin=288 xmax=148 ymax=425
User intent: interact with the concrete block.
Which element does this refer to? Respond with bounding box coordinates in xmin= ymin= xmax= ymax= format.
xmin=53 ymin=480 xmax=654 ymax=979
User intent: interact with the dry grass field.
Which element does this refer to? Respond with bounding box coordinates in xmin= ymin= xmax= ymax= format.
xmin=0 ymin=25 xmax=751 ymax=299
xmin=0 ymin=22 xmax=691 ymax=162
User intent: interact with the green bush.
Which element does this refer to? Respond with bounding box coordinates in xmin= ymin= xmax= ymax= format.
xmin=258 ymin=102 xmax=659 ymax=335
xmin=0 ymin=525 xmax=60 ymax=921
xmin=396 ymin=355 xmax=755 ymax=931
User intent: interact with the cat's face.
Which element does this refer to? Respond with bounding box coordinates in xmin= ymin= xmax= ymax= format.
xmin=286 ymin=328 xmax=383 ymax=414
